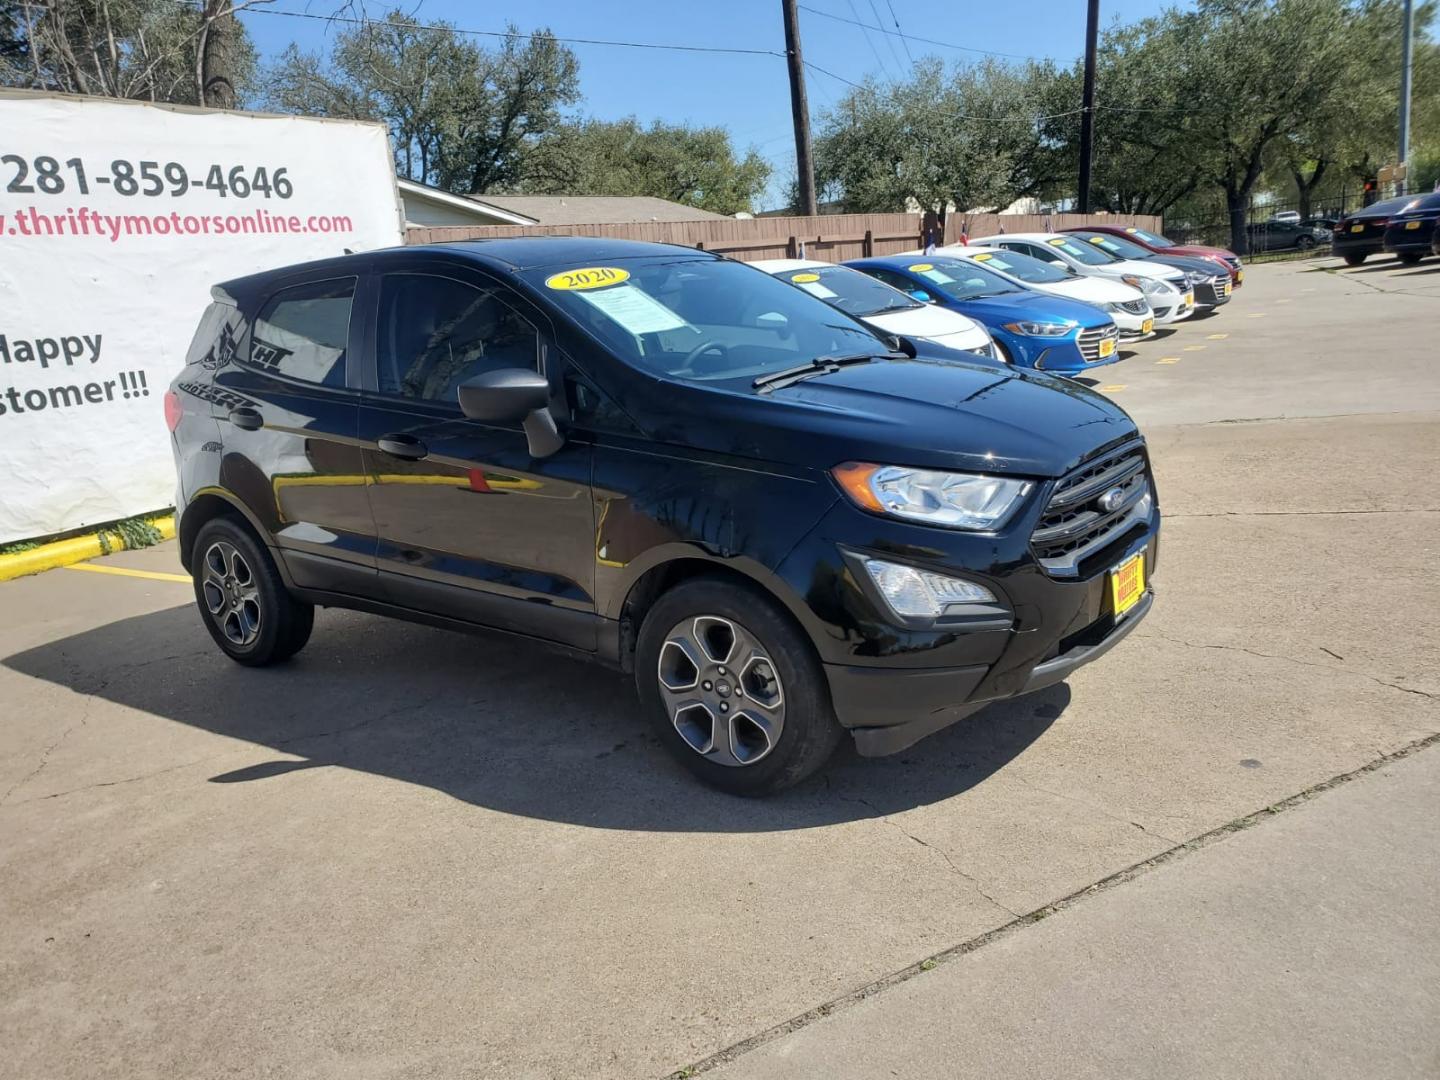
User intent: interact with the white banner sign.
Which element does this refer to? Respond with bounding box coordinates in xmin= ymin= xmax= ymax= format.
xmin=0 ymin=92 xmax=404 ymax=543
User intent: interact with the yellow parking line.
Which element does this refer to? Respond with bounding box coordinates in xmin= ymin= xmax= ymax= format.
xmin=1156 ymin=358 xmax=1180 ymax=365
xmin=1206 ymin=333 xmax=1229 ymax=340
xmin=1098 ymin=384 xmax=1127 ymax=393
xmin=64 ymin=563 xmax=191 ymax=584
xmin=1275 ymin=298 xmax=1292 ymax=304
xmin=1248 ymin=313 xmax=1267 ymax=318
xmin=1182 ymin=344 xmax=1206 ymax=351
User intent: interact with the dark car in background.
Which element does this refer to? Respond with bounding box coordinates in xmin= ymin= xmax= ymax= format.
xmin=1382 ymin=193 xmax=1440 ymax=265
xmin=166 ymin=237 xmax=1159 ymax=795
xmin=1063 ymin=230 xmax=1232 ymax=309
xmin=1331 ymin=196 xmax=1418 ymax=266
xmin=1245 ymin=219 xmax=1329 ymax=253
xmin=1064 ymin=224 xmax=1243 ymax=285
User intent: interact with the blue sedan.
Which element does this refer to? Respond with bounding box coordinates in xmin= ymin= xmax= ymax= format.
xmin=844 ymin=255 xmax=1122 ymax=374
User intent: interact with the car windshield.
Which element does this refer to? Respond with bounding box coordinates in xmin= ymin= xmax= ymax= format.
xmin=520 ymin=257 xmax=887 ymax=384
xmin=1043 ymin=236 xmax=1117 ymax=265
xmin=772 ymin=264 xmax=921 ymax=318
xmin=963 ymin=249 xmax=1073 ymax=284
xmin=1355 ymin=196 xmax=1417 ymax=218
xmin=901 ymin=258 xmax=1025 ymax=301
xmin=1126 ymin=227 xmax=1175 ymax=248
xmin=1073 ymin=232 xmax=1153 ymax=260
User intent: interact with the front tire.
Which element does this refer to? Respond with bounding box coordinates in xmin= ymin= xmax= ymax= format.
xmin=635 ymin=577 xmax=842 ymax=795
xmin=1296 ymin=235 xmax=1316 ymax=250
xmin=1344 ymin=252 xmax=1367 ymax=267
xmin=1398 ymin=251 xmax=1424 ymax=266
xmin=192 ymin=517 xmax=314 ymax=666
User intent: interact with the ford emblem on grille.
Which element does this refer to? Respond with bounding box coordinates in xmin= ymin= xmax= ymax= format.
xmin=1097 ymin=485 xmax=1127 ymax=513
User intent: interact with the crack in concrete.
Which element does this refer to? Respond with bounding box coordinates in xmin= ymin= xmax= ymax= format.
xmin=1138 ymin=633 xmax=1437 ymax=701
xmin=0 ymin=693 xmax=92 ymax=806
xmin=1164 ymin=508 xmax=1439 ymax=519
xmin=664 ymin=731 xmax=1440 ymax=1080
xmin=838 ymin=791 xmax=1020 ymax=918
xmin=1003 ymin=772 xmax=1180 ymax=846
xmin=0 ymin=696 xmax=440 ymax=810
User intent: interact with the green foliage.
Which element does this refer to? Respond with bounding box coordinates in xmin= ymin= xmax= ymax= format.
xmin=0 ymin=0 xmax=256 ymax=105
xmin=517 ymin=117 xmax=771 ymax=214
xmin=262 ymin=10 xmax=580 ymax=193
xmin=813 ymin=58 xmax=1059 ymax=217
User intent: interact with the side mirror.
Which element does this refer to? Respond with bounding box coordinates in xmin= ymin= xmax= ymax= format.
xmin=882 ymin=332 xmax=917 ymax=358
xmin=457 ymin=368 xmax=563 ymax=458
xmin=909 ymin=289 xmax=933 ymax=303
xmin=1047 ymin=259 xmax=1067 ymax=268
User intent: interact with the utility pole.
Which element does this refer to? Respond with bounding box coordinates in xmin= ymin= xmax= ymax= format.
xmin=1398 ymin=0 xmax=1414 ymax=195
xmin=782 ymin=0 xmax=818 ymax=216
xmin=1077 ymin=0 xmax=1100 ymax=213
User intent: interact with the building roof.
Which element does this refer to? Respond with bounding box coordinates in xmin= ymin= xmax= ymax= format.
xmin=397 ymin=179 xmax=535 ymax=227
xmin=466 ymin=194 xmax=727 ymax=225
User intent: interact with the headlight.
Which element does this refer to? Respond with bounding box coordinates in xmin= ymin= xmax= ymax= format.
xmin=1001 ymin=320 xmax=1076 ymax=337
xmin=1184 ymin=271 xmax=1206 ymax=286
xmin=833 ymin=462 xmax=1032 ymax=530
xmin=1123 ymin=274 xmax=1174 ymax=297
xmin=861 ymin=558 xmax=996 ymax=618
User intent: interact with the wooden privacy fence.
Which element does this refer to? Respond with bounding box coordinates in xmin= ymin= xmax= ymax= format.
xmin=405 ymin=211 xmax=1164 ymax=263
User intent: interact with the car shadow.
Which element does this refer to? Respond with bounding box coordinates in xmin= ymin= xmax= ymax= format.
xmin=3 ymin=604 xmax=1069 ymax=832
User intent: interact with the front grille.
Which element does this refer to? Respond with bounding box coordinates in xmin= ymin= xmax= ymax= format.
xmin=1223 ymin=255 xmax=1242 ymax=270
xmin=1032 ymin=438 xmax=1152 ymax=576
xmin=1197 ymin=276 xmax=1230 ymax=305
xmin=1077 ymin=323 xmax=1120 ymax=363
xmin=1117 ymin=298 xmax=1149 ymax=315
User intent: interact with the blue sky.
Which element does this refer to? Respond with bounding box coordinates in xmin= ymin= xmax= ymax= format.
xmin=240 ymin=0 xmax=1185 ymax=206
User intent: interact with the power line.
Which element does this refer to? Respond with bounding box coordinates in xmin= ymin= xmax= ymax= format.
xmin=173 ymin=0 xmax=787 ymax=58
xmin=798 ymin=3 xmax=1039 ymax=61
xmin=867 ymin=0 xmax=907 ymax=73
xmin=884 ymin=0 xmax=918 ymax=64
xmin=844 ymin=0 xmax=897 ymax=80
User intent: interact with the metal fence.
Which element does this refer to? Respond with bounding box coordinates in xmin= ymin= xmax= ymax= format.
xmin=1162 ymin=192 xmax=1381 ymax=259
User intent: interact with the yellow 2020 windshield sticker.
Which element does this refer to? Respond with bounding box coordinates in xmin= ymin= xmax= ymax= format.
xmin=545 ymin=266 xmax=630 ymax=291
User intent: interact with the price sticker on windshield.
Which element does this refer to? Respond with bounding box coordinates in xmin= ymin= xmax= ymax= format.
xmin=908 ymin=263 xmax=934 ymax=272
xmin=545 ymin=266 xmax=630 ymax=291
xmin=972 ymin=252 xmax=993 ymax=261
xmin=790 ymin=272 xmax=821 ymax=283
xmin=1048 ymin=238 xmax=1069 ymax=247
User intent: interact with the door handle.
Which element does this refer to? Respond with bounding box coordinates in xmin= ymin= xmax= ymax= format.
xmin=228 ymin=407 xmax=263 ymax=431
xmin=377 ymin=433 xmax=429 ymax=461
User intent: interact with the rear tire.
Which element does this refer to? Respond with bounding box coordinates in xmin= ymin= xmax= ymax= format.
xmin=1344 ymin=252 xmax=1367 ymax=267
xmin=635 ymin=577 xmax=843 ymax=795
xmin=192 ymin=517 xmax=314 ymax=666
xmin=1295 ymin=235 xmax=1316 ymax=250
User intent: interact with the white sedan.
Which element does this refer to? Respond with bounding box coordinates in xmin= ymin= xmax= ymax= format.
xmin=969 ymin=233 xmax=1196 ymax=325
xmin=932 ymin=244 xmax=1156 ymax=340
xmin=752 ymin=259 xmax=996 ymax=358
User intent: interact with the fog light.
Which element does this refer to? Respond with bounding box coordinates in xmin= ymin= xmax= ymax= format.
xmin=862 ymin=558 xmax=996 ymax=619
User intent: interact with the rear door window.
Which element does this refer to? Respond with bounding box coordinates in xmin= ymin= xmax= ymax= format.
xmin=250 ymin=278 xmax=356 ymax=388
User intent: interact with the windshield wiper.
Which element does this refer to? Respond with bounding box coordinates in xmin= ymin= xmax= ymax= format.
xmin=752 ymin=352 xmax=903 ymax=393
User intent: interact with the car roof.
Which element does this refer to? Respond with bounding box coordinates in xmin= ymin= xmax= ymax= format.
xmin=217 ymin=236 xmax=716 ymax=299
xmin=971 ymin=233 xmax=1058 ymax=243
xmin=1349 ymin=196 xmax=1421 ymax=218
xmin=750 ymin=258 xmax=832 ymax=273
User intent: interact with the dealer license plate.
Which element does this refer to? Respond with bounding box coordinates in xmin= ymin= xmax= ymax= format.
xmin=1406 ymin=220 xmax=1422 ymax=230
xmin=1099 ymin=337 xmax=1116 ymax=358
xmin=1141 ymin=317 xmax=1154 ymax=334
xmin=1110 ymin=552 xmax=1146 ymax=619
xmin=1184 ymin=291 xmax=1194 ymax=306
xmin=1223 ymin=281 xmax=1232 ymax=296
xmin=1236 ymin=269 xmax=1244 ymax=282
xmin=1351 ymin=224 xmax=1365 ymax=233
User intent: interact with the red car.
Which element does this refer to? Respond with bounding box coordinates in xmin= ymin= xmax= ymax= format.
xmin=1063 ymin=224 xmax=1244 ymax=286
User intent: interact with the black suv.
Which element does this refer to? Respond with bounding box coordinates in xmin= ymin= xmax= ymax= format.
xmin=167 ymin=238 xmax=1159 ymax=794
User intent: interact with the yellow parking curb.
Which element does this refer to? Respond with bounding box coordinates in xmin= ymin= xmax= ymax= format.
xmin=0 ymin=514 xmax=176 ymax=583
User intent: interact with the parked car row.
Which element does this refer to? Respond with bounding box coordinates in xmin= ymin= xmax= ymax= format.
xmin=754 ymin=226 xmax=1242 ymax=377
xmin=1332 ymin=193 xmax=1440 ymax=266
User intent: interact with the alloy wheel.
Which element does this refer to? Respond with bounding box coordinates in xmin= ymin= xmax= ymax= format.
xmin=201 ymin=540 xmax=261 ymax=647
xmin=655 ymin=615 xmax=785 ymax=767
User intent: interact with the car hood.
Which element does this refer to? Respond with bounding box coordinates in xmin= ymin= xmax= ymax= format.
xmin=939 ymin=290 xmax=1109 ymax=327
xmin=644 ymin=357 xmax=1137 ymax=477
xmin=1164 ymin=243 xmax=1237 ymax=261
xmin=1094 ymin=258 xmax=1185 ymax=282
xmin=864 ymin=303 xmax=989 ymax=346
xmin=1038 ymin=276 xmax=1143 ymax=304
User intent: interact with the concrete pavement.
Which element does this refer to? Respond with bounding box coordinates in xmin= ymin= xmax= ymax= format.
xmin=707 ymin=738 xmax=1440 ymax=1080
xmin=1 ymin=254 xmax=1437 ymax=1079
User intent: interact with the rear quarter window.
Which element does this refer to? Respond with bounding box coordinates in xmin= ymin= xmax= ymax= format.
xmin=183 ymin=301 xmax=243 ymax=371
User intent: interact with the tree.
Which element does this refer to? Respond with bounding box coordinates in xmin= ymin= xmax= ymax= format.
xmin=517 ymin=117 xmax=771 ymax=214
xmin=812 ymin=58 xmax=1054 ymax=218
xmin=262 ymin=10 xmax=579 ymax=192
xmin=0 ymin=0 xmax=261 ymax=105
